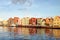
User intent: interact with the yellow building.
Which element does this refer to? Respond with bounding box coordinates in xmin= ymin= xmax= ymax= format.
xmin=21 ymin=18 xmax=26 ymax=25
xmin=21 ymin=17 xmax=30 ymax=36
xmin=53 ymin=16 xmax=60 ymax=27
xmin=21 ymin=17 xmax=30 ymax=25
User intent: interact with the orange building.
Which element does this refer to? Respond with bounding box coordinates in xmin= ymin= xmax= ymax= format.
xmin=13 ymin=17 xmax=19 ymax=25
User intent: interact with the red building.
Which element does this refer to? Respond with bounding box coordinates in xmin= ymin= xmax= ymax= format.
xmin=29 ymin=18 xmax=37 ymax=35
xmin=29 ymin=18 xmax=37 ymax=25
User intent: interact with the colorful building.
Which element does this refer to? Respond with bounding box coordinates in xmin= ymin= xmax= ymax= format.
xmin=25 ymin=17 xmax=30 ymax=25
xmin=53 ymin=16 xmax=60 ymax=38
xmin=13 ymin=17 xmax=19 ymax=26
xmin=29 ymin=18 xmax=37 ymax=25
xmin=53 ymin=16 xmax=60 ymax=27
xmin=21 ymin=17 xmax=30 ymax=25
xmin=29 ymin=18 xmax=37 ymax=35
xmin=21 ymin=17 xmax=30 ymax=36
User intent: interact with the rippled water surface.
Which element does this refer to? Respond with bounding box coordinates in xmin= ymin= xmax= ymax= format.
xmin=0 ymin=26 xmax=60 ymax=40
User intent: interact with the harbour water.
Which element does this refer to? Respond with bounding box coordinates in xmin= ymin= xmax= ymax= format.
xmin=0 ymin=26 xmax=60 ymax=40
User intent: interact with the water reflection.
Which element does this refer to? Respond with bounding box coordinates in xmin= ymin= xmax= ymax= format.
xmin=0 ymin=26 xmax=60 ymax=40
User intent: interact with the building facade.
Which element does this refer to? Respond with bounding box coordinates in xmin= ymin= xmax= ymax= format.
xmin=53 ymin=16 xmax=60 ymax=27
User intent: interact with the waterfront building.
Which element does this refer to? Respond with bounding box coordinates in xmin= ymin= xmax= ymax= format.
xmin=21 ymin=17 xmax=30 ymax=25
xmin=53 ymin=16 xmax=60 ymax=27
xmin=13 ymin=17 xmax=19 ymax=26
xmin=29 ymin=18 xmax=37 ymax=25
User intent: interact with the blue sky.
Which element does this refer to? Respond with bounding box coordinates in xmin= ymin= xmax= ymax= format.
xmin=0 ymin=0 xmax=60 ymax=20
